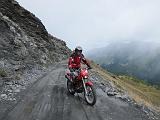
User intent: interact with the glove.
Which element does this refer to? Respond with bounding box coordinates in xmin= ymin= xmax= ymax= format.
xmin=88 ymin=66 xmax=92 ymax=70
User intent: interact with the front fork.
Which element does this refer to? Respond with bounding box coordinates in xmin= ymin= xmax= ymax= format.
xmin=82 ymin=78 xmax=88 ymax=94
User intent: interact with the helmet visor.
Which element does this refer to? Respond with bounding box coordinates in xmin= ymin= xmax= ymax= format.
xmin=75 ymin=50 xmax=82 ymax=55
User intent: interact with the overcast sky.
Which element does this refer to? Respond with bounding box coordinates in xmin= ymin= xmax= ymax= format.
xmin=16 ymin=0 xmax=160 ymax=51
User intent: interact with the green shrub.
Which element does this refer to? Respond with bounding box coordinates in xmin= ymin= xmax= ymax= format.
xmin=0 ymin=69 xmax=7 ymax=77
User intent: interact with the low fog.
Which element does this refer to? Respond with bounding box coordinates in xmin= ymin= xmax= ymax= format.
xmin=87 ymin=41 xmax=160 ymax=85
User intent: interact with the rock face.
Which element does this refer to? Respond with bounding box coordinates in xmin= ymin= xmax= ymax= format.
xmin=0 ymin=0 xmax=69 ymax=80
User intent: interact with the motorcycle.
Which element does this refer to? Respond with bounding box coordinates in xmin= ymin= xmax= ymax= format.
xmin=65 ymin=67 xmax=96 ymax=106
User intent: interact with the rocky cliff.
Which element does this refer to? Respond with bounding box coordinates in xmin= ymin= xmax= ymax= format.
xmin=0 ymin=0 xmax=69 ymax=81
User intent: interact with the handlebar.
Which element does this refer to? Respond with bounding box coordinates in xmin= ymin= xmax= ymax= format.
xmin=71 ymin=67 xmax=92 ymax=72
xmin=85 ymin=67 xmax=92 ymax=70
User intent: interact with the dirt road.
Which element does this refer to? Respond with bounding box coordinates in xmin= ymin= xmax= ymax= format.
xmin=0 ymin=61 xmax=156 ymax=120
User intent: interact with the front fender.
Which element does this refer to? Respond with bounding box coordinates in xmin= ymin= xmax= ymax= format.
xmin=85 ymin=81 xmax=93 ymax=86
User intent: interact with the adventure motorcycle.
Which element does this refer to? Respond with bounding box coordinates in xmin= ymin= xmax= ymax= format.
xmin=65 ymin=67 xmax=96 ymax=106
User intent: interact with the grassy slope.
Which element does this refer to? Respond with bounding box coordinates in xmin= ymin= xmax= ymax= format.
xmin=91 ymin=61 xmax=160 ymax=112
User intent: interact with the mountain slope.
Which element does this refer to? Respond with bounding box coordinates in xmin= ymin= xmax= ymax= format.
xmin=91 ymin=61 xmax=160 ymax=113
xmin=0 ymin=0 xmax=69 ymax=81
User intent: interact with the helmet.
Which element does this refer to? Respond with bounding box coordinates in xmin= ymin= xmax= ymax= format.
xmin=75 ymin=46 xmax=82 ymax=53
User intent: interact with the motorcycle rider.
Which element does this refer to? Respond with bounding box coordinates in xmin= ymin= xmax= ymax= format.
xmin=68 ymin=46 xmax=91 ymax=82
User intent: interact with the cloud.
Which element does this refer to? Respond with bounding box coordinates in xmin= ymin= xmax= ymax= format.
xmin=17 ymin=0 xmax=160 ymax=51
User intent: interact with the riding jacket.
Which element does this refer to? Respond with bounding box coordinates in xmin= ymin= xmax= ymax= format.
xmin=68 ymin=52 xmax=90 ymax=69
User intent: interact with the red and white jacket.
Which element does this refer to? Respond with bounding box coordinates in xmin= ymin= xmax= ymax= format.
xmin=68 ymin=51 xmax=90 ymax=69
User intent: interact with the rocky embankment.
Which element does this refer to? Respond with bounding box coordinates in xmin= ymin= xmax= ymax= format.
xmin=0 ymin=0 xmax=69 ymax=101
xmin=89 ymin=69 xmax=160 ymax=120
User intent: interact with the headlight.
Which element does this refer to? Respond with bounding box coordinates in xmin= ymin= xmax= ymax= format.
xmin=84 ymin=76 xmax=88 ymax=78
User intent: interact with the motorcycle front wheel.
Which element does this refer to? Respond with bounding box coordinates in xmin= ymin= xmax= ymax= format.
xmin=67 ymin=79 xmax=75 ymax=95
xmin=84 ymin=85 xmax=96 ymax=106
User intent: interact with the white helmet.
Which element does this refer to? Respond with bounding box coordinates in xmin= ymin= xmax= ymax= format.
xmin=75 ymin=46 xmax=82 ymax=52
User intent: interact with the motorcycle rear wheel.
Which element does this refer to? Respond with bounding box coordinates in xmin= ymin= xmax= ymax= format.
xmin=84 ymin=85 xmax=96 ymax=106
xmin=67 ymin=79 xmax=75 ymax=95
